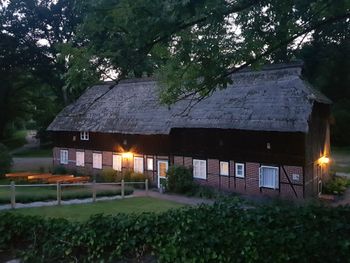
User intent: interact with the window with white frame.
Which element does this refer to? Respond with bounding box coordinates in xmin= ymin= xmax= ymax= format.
xmin=220 ymin=161 xmax=229 ymax=176
xmin=76 ymin=151 xmax=85 ymax=167
xmin=259 ymin=166 xmax=279 ymax=189
xmin=235 ymin=163 xmax=245 ymax=178
xmin=92 ymin=153 xmax=102 ymax=169
xmin=193 ymin=159 xmax=207 ymax=179
xmin=80 ymin=131 xmax=89 ymax=141
xmin=147 ymin=158 xmax=154 ymax=171
xmin=134 ymin=157 xmax=144 ymax=173
xmin=60 ymin=150 xmax=68 ymax=165
xmin=113 ymin=154 xmax=122 ymax=171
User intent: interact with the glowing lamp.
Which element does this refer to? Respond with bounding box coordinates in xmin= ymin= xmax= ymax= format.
xmin=122 ymin=152 xmax=133 ymax=159
xmin=318 ymin=156 xmax=330 ymax=165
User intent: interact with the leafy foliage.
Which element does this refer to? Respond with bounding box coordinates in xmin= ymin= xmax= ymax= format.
xmin=323 ymin=176 xmax=350 ymax=195
xmin=0 ymin=144 xmax=12 ymax=177
xmin=166 ymin=165 xmax=194 ymax=194
xmin=0 ymin=200 xmax=349 ymax=262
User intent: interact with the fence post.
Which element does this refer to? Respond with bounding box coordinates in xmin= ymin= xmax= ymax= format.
xmin=121 ymin=179 xmax=125 ymax=199
xmin=145 ymin=179 xmax=148 ymax=195
xmin=92 ymin=180 xmax=96 ymax=202
xmin=10 ymin=181 xmax=16 ymax=209
xmin=57 ymin=182 xmax=61 ymax=205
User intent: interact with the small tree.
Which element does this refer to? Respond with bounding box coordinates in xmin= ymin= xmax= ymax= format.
xmin=166 ymin=165 xmax=193 ymax=194
xmin=0 ymin=143 xmax=12 ymax=177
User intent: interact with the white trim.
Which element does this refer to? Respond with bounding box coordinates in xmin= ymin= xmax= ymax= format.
xmin=193 ymin=159 xmax=207 ymax=179
xmin=134 ymin=157 xmax=144 ymax=173
xmin=147 ymin=158 xmax=154 ymax=171
xmin=60 ymin=150 xmax=68 ymax=165
xmin=92 ymin=152 xmax=102 ymax=169
xmin=220 ymin=161 xmax=229 ymax=176
xmin=259 ymin=165 xmax=279 ymax=189
xmin=76 ymin=151 xmax=85 ymax=167
xmin=112 ymin=154 xmax=122 ymax=171
xmin=80 ymin=131 xmax=89 ymax=141
xmin=157 ymin=160 xmax=169 ymax=188
xmin=235 ymin=163 xmax=245 ymax=178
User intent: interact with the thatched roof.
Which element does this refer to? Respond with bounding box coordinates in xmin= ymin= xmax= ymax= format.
xmin=48 ymin=63 xmax=331 ymax=134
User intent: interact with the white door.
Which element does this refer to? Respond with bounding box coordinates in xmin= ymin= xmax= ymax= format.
xmin=157 ymin=160 xmax=168 ymax=188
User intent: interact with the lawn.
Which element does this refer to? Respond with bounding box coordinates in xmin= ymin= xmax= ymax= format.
xmin=2 ymin=130 xmax=27 ymax=151
xmin=331 ymin=147 xmax=350 ymax=174
xmin=12 ymin=147 xmax=52 ymax=158
xmin=0 ymin=185 xmax=133 ymax=204
xmin=11 ymin=197 xmax=185 ymax=221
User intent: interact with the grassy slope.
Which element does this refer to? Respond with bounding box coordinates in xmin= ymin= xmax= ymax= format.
xmin=2 ymin=130 xmax=27 ymax=151
xmin=331 ymin=147 xmax=350 ymax=174
xmin=12 ymin=148 xmax=52 ymax=158
xmin=11 ymin=197 xmax=185 ymax=221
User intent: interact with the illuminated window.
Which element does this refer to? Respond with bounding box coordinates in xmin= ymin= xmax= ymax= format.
xmin=93 ymin=153 xmax=102 ymax=169
xmin=147 ymin=158 xmax=154 ymax=171
xmin=76 ymin=151 xmax=84 ymax=167
xmin=80 ymin=131 xmax=89 ymax=141
xmin=259 ymin=166 xmax=279 ymax=189
xmin=235 ymin=163 xmax=245 ymax=178
xmin=60 ymin=150 xmax=68 ymax=165
xmin=220 ymin=161 xmax=229 ymax=176
xmin=193 ymin=159 xmax=207 ymax=179
xmin=113 ymin=154 xmax=122 ymax=171
xmin=134 ymin=157 xmax=144 ymax=173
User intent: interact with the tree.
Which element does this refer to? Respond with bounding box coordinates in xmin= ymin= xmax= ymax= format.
xmin=65 ymin=0 xmax=350 ymax=107
xmin=0 ymin=0 xmax=81 ymax=139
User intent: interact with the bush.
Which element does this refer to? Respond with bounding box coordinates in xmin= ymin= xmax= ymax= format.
xmin=0 ymin=143 xmax=12 ymax=177
xmin=52 ymin=165 xmax=68 ymax=175
xmin=100 ymin=168 xmax=118 ymax=182
xmin=166 ymin=165 xmax=193 ymax=194
xmin=323 ymin=176 xmax=350 ymax=195
xmin=0 ymin=201 xmax=350 ymax=262
xmin=187 ymin=184 xmax=224 ymax=199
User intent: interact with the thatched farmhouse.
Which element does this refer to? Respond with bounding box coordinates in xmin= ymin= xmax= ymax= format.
xmin=48 ymin=63 xmax=332 ymax=198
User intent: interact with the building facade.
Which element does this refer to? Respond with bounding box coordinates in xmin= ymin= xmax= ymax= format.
xmin=48 ymin=63 xmax=331 ymax=199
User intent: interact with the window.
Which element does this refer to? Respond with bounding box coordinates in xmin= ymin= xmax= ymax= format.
xmin=76 ymin=151 xmax=85 ymax=167
xmin=147 ymin=158 xmax=154 ymax=171
xmin=60 ymin=150 xmax=68 ymax=165
xmin=259 ymin=166 xmax=279 ymax=189
xmin=134 ymin=157 xmax=144 ymax=173
xmin=92 ymin=153 xmax=102 ymax=169
xmin=80 ymin=131 xmax=89 ymax=141
xmin=193 ymin=159 xmax=207 ymax=179
xmin=220 ymin=161 xmax=229 ymax=176
xmin=235 ymin=163 xmax=245 ymax=178
xmin=112 ymin=154 xmax=122 ymax=171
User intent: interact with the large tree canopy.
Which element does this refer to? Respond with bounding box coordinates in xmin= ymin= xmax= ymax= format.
xmin=66 ymin=0 xmax=350 ymax=106
xmin=0 ymin=0 xmax=80 ymax=139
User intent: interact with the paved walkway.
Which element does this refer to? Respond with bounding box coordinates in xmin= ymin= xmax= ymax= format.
xmin=331 ymin=188 xmax=350 ymax=207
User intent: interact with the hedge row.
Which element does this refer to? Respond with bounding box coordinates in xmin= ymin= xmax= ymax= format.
xmin=0 ymin=200 xmax=349 ymax=262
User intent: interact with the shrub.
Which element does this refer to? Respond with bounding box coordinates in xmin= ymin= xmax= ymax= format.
xmin=187 ymin=184 xmax=224 ymax=199
xmin=166 ymin=165 xmax=193 ymax=194
xmin=100 ymin=168 xmax=118 ymax=182
xmin=323 ymin=176 xmax=350 ymax=195
xmin=0 ymin=201 xmax=350 ymax=262
xmin=0 ymin=143 xmax=12 ymax=177
xmin=52 ymin=165 xmax=68 ymax=175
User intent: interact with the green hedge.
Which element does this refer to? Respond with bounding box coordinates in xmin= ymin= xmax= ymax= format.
xmin=0 ymin=200 xmax=349 ymax=262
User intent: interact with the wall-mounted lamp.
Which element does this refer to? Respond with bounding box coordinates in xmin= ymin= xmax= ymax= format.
xmin=122 ymin=152 xmax=133 ymax=159
xmin=318 ymin=156 xmax=330 ymax=165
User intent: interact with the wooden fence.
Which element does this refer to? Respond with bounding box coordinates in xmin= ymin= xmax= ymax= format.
xmin=0 ymin=179 xmax=149 ymax=209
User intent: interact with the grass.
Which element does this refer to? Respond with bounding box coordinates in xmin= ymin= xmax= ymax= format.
xmin=10 ymin=197 xmax=185 ymax=221
xmin=2 ymin=130 xmax=27 ymax=151
xmin=0 ymin=185 xmax=133 ymax=204
xmin=12 ymin=147 xmax=52 ymax=158
xmin=331 ymin=146 xmax=350 ymax=174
